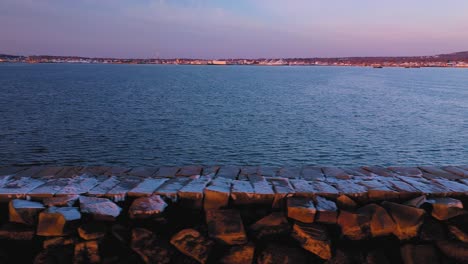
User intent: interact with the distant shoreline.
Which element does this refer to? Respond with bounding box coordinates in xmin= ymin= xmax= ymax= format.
xmin=1 ymin=51 xmax=468 ymax=68
xmin=1 ymin=62 xmax=468 ymax=68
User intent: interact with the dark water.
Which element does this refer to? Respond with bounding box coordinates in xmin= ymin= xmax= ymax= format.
xmin=0 ymin=63 xmax=467 ymax=166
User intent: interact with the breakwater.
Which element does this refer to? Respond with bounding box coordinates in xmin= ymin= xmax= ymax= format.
xmin=0 ymin=165 xmax=468 ymax=263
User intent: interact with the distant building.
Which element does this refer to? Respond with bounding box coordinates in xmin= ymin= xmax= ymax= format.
xmin=211 ymin=60 xmax=227 ymax=65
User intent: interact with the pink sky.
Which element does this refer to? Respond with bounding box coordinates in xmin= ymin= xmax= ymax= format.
xmin=1 ymin=0 xmax=467 ymax=58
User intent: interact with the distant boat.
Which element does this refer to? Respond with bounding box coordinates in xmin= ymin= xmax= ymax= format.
xmin=373 ymin=65 xmax=383 ymax=68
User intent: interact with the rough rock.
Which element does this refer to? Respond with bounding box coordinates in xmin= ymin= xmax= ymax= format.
xmin=358 ymin=204 xmax=395 ymax=237
xmin=27 ymin=178 xmax=70 ymax=199
xmin=178 ymin=176 xmax=212 ymax=208
xmin=154 ymin=177 xmax=192 ymax=201
xmin=366 ymin=249 xmax=390 ymax=264
xmin=449 ymin=225 xmax=468 ymax=243
xmin=204 ymin=178 xmax=232 ymax=210
xmin=78 ymin=222 xmax=107 ymax=240
xmin=105 ymin=176 xmax=142 ymax=202
xmin=206 ymin=209 xmax=247 ymax=245
xmin=79 ymin=196 xmax=121 ymax=221
xmin=358 ymin=178 xmax=399 ymax=200
xmin=43 ymin=236 xmax=77 ymax=249
xmin=217 ymin=165 xmax=240 ymax=179
xmin=230 ymin=180 xmax=254 ymax=205
xmin=248 ymin=176 xmax=275 ymax=205
xmin=34 ymin=247 xmax=74 ymax=264
xmin=337 ymin=210 xmax=370 ymax=240
xmin=128 ymin=195 xmax=167 ymax=219
xmin=269 ymin=177 xmax=295 ymax=208
xmin=0 ymin=223 xmax=35 ymax=240
xmin=43 ymin=195 xmax=79 ymax=207
xmin=336 ymin=195 xmax=358 ymax=211
xmin=426 ymin=197 xmax=465 ymax=220
xmin=436 ymin=240 xmax=468 ymax=263
xmin=381 ymin=201 xmax=425 ymax=240
xmin=9 ymin=199 xmax=45 ymax=225
xmin=419 ymin=217 xmax=447 ymax=241
xmin=170 ymin=229 xmax=213 ymax=264
xmin=400 ymin=244 xmax=440 ymax=264
xmin=315 ymin=196 xmax=338 ymax=224
xmin=131 ymin=228 xmax=171 ymax=264
xmin=74 ymin=240 xmax=101 ymax=264
xmin=128 ymin=178 xmax=168 ymax=197
xmin=0 ymin=177 xmax=45 ymax=201
xmin=291 ymin=222 xmax=332 ymax=260
xmin=250 ymin=212 xmax=290 ymax=239
xmin=220 ymin=243 xmax=255 ymax=264
xmin=257 ymin=243 xmax=308 ymax=264
xmin=287 ymin=196 xmax=316 ymax=223
xmin=403 ymin=195 xmax=427 ymax=208
xmin=87 ymin=176 xmax=120 ymax=197
xmin=37 ymin=207 xmax=81 ymax=236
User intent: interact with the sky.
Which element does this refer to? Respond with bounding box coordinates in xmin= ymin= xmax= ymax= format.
xmin=1 ymin=0 xmax=468 ymax=59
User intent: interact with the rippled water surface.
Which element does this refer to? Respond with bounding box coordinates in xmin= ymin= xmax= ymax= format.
xmin=0 ymin=64 xmax=467 ymax=166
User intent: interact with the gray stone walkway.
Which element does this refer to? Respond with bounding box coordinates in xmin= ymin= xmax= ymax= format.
xmin=0 ymin=165 xmax=467 ymax=203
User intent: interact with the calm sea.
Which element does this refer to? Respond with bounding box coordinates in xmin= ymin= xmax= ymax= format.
xmin=0 ymin=63 xmax=467 ymax=167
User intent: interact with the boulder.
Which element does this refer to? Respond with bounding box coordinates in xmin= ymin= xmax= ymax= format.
xmin=34 ymin=247 xmax=74 ymax=264
xmin=204 ymin=178 xmax=232 ymax=210
xmin=220 ymin=243 xmax=255 ymax=264
xmin=426 ymin=197 xmax=466 ymax=220
xmin=170 ymin=229 xmax=213 ymax=264
xmin=74 ymin=240 xmax=100 ymax=264
xmin=131 ymin=228 xmax=171 ymax=264
xmin=250 ymin=212 xmax=290 ymax=239
xmin=178 ymin=176 xmax=212 ymax=208
xmin=336 ymin=195 xmax=358 ymax=211
xmin=78 ymin=222 xmax=107 ymax=240
xmin=79 ymin=196 xmax=121 ymax=221
xmin=315 ymin=196 xmax=338 ymax=224
xmin=381 ymin=201 xmax=425 ymax=240
xmin=337 ymin=210 xmax=370 ymax=240
xmin=419 ymin=217 xmax=447 ymax=241
xmin=366 ymin=249 xmax=390 ymax=264
xmin=37 ymin=207 xmax=81 ymax=236
xmin=325 ymin=249 xmax=353 ymax=264
xmin=257 ymin=243 xmax=308 ymax=264
xmin=358 ymin=204 xmax=395 ymax=237
xmin=206 ymin=209 xmax=247 ymax=245
xmin=43 ymin=195 xmax=79 ymax=207
xmin=448 ymin=225 xmax=468 ymax=243
xmin=287 ymin=197 xmax=316 ymax=223
xmin=128 ymin=195 xmax=167 ymax=219
xmin=0 ymin=223 xmax=35 ymax=240
xmin=291 ymin=222 xmax=332 ymax=260
xmin=400 ymin=244 xmax=440 ymax=264
xmin=43 ymin=236 xmax=77 ymax=249
xmin=9 ymin=199 xmax=45 ymax=225
xmin=436 ymin=240 xmax=468 ymax=262
xmin=403 ymin=195 xmax=427 ymax=208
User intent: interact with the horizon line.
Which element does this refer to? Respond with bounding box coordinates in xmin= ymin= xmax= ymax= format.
xmin=2 ymin=50 xmax=467 ymax=61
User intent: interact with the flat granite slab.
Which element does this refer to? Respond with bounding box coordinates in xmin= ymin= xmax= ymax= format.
xmin=0 ymin=165 xmax=467 ymax=203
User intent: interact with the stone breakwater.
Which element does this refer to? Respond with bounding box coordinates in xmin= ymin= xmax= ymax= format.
xmin=0 ymin=165 xmax=468 ymax=263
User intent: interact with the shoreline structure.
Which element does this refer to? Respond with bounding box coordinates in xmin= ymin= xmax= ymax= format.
xmin=0 ymin=165 xmax=468 ymax=262
xmin=1 ymin=51 xmax=468 ymax=68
